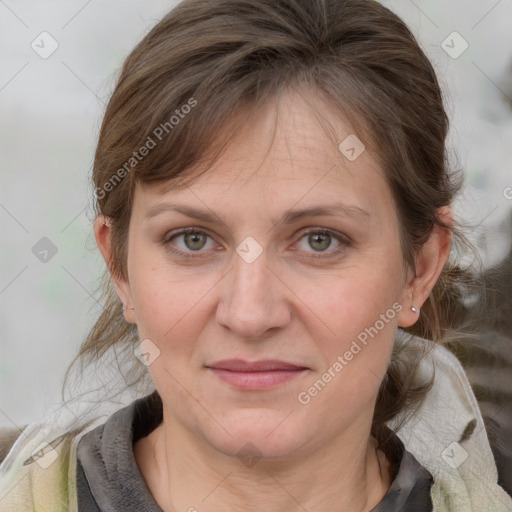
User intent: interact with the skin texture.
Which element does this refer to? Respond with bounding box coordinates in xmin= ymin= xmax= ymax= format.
xmin=95 ymin=88 xmax=451 ymax=512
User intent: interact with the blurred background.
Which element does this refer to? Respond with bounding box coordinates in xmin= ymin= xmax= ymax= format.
xmin=1 ymin=0 xmax=511 ymax=493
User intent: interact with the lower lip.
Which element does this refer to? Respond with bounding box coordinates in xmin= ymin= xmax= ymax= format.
xmin=208 ymin=368 xmax=306 ymax=390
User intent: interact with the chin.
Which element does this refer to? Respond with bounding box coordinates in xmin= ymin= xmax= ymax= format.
xmin=199 ymin=409 xmax=311 ymax=460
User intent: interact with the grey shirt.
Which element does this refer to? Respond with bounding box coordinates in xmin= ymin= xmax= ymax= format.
xmin=76 ymin=391 xmax=434 ymax=511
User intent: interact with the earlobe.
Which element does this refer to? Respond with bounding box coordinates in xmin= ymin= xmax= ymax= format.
xmin=397 ymin=298 xmax=422 ymax=328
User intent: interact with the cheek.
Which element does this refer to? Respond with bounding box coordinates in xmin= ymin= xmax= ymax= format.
xmin=126 ymin=246 xmax=205 ymax=350
xmin=130 ymin=268 xmax=212 ymax=401
xmin=133 ymin=273 xmax=209 ymax=346
xmin=297 ymin=293 xmax=398 ymax=425
xmin=310 ymin=260 xmax=403 ymax=337
xmin=302 ymin=262 xmax=402 ymax=390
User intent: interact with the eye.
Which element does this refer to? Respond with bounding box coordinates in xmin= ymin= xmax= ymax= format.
xmin=163 ymin=228 xmax=219 ymax=258
xmin=293 ymin=229 xmax=350 ymax=258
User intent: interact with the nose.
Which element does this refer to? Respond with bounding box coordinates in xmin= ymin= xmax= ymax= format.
xmin=215 ymin=247 xmax=292 ymax=340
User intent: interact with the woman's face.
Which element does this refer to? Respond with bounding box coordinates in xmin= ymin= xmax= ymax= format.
xmin=109 ymin=89 xmax=417 ymax=459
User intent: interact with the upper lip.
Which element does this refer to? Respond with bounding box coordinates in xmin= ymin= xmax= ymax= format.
xmin=206 ymin=359 xmax=307 ymax=372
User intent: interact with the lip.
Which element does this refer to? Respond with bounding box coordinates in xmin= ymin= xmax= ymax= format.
xmin=205 ymin=359 xmax=308 ymax=390
xmin=206 ymin=359 xmax=307 ymax=372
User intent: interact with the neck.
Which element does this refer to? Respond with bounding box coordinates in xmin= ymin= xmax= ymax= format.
xmin=135 ymin=410 xmax=392 ymax=512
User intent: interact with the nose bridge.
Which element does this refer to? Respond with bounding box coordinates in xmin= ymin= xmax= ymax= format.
xmin=216 ymin=244 xmax=290 ymax=338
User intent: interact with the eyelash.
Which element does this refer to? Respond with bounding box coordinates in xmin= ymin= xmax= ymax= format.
xmin=161 ymin=227 xmax=351 ymax=260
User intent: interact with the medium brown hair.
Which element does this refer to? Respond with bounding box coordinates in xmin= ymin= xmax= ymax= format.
xmin=64 ymin=0 xmax=475 ymax=444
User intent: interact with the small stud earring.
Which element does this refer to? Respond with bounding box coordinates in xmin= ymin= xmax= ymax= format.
xmin=411 ymin=306 xmax=420 ymax=314
xmin=122 ymin=306 xmax=134 ymax=313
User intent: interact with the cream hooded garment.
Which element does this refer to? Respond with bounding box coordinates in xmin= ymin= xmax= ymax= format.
xmin=0 ymin=334 xmax=511 ymax=511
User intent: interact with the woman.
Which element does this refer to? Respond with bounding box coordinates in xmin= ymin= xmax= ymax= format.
xmin=1 ymin=0 xmax=511 ymax=510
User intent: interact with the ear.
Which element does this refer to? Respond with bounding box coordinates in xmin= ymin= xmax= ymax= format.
xmin=397 ymin=207 xmax=453 ymax=328
xmin=93 ymin=215 xmax=136 ymax=324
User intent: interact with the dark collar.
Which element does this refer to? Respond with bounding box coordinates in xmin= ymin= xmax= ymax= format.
xmin=370 ymin=424 xmax=434 ymax=511
xmin=76 ymin=391 xmax=433 ymax=512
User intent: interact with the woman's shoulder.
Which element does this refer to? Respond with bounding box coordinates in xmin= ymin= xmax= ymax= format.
xmin=0 ymin=396 xmax=132 ymax=511
xmin=391 ymin=334 xmax=512 ymax=511
xmin=0 ymin=391 xmax=161 ymax=511
xmin=0 ymin=421 xmax=84 ymax=511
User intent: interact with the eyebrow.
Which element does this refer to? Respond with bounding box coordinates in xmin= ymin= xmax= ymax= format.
xmin=144 ymin=201 xmax=370 ymax=226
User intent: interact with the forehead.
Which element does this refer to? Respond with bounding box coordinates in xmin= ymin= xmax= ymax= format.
xmin=134 ymin=88 xmax=391 ymax=214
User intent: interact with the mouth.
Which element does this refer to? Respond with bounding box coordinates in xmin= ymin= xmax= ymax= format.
xmin=205 ymin=359 xmax=308 ymax=390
